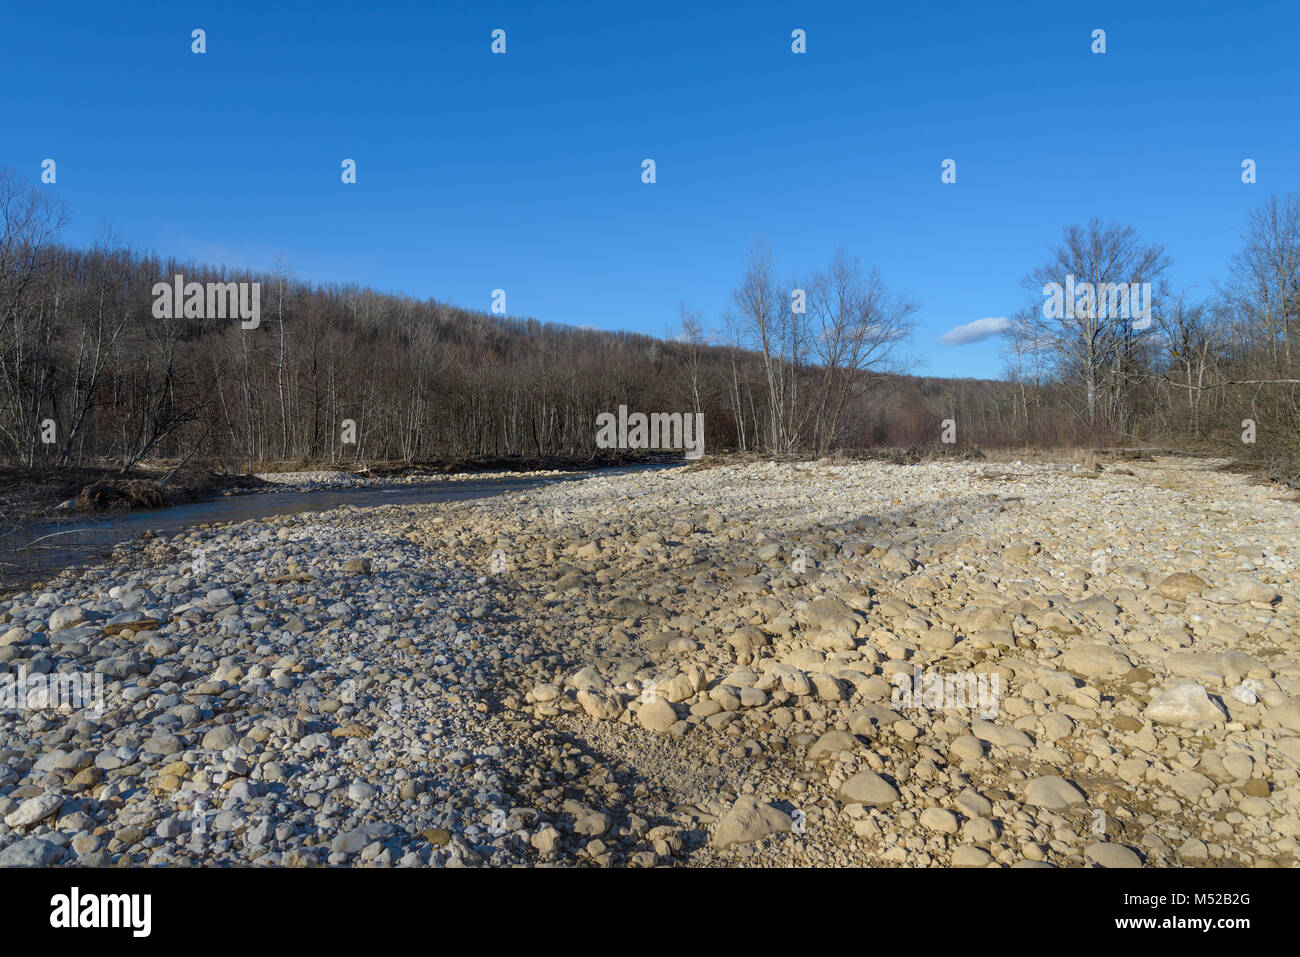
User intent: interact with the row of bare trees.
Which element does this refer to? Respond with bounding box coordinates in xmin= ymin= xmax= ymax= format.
xmin=0 ymin=165 xmax=928 ymax=470
xmin=705 ymin=242 xmax=919 ymax=455
xmin=997 ymin=197 xmax=1300 ymax=479
xmin=3 ymin=161 xmax=1298 ymax=480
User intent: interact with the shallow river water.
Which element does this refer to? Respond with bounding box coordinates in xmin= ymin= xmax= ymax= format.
xmin=0 ymin=468 xmax=656 ymax=592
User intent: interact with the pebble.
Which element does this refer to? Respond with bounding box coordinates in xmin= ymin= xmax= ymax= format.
xmin=2 ymin=455 xmax=1297 ymax=870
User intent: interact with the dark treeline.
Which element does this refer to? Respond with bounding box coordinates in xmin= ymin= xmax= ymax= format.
xmin=2 ymin=167 xmax=1297 ymax=480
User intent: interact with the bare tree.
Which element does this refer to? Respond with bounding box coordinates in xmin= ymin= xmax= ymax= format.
xmin=733 ymin=240 xmax=808 ymax=452
xmin=1155 ymin=291 xmax=1221 ymax=436
xmin=805 ymin=247 xmax=917 ymax=454
xmin=671 ymin=302 xmax=706 ymax=416
xmin=1023 ymin=219 xmax=1171 ymax=430
xmin=1225 ymin=193 xmax=1300 ymax=370
xmin=0 ymin=167 xmax=67 ymax=464
xmin=718 ymin=308 xmax=752 ymax=451
xmin=999 ymin=307 xmax=1042 ymax=432
xmin=271 ymin=254 xmax=294 ymax=459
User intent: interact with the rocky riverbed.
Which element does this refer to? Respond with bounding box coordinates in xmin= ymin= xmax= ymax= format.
xmin=249 ymin=467 xmax=570 ymax=492
xmin=2 ymin=455 xmax=1298 ymax=867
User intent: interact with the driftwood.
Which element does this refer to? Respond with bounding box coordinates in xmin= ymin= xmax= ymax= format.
xmin=77 ymin=479 xmax=165 ymax=511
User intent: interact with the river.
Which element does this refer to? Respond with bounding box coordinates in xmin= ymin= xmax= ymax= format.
xmin=0 ymin=467 xmax=665 ymax=593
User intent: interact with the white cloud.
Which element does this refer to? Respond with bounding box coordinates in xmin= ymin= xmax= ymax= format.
xmin=939 ymin=315 xmax=1012 ymax=345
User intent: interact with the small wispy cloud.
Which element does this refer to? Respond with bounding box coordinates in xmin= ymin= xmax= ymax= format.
xmin=939 ymin=316 xmax=1011 ymax=345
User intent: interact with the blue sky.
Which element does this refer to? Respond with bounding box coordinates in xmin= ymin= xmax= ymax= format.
xmin=4 ymin=0 xmax=1297 ymax=379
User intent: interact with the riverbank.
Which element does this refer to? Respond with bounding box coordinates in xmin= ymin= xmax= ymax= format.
xmin=0 ymin=464 xmax=263 ymax=526
xmin=2 ymin=454 xmax=1298 ymax=867
xmin=1 ymin=468 xmax=647 ymax=597
xmin=0 ymin=452 xmax=673 ymax=526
